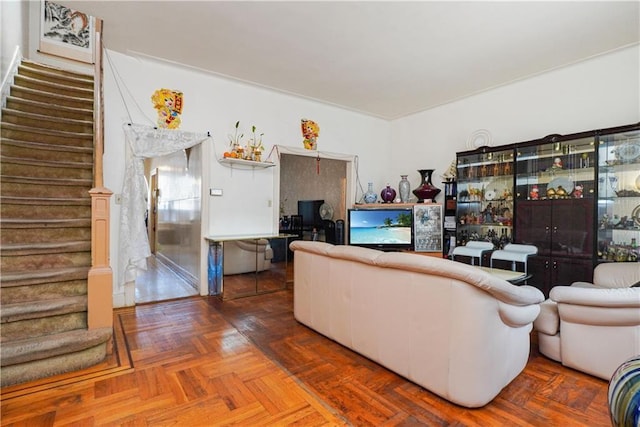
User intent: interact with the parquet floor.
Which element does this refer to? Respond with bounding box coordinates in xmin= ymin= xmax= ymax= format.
xmin=1 ymin=290 xmax=611 ymax=426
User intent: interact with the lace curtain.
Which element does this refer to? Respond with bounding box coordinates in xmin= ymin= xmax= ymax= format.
xmin=119 ymin=123 xmax=209 ymax=287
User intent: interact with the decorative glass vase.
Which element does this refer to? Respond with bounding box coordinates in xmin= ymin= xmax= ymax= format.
xmin=412 ymin=169 xmax=441 ymax=202
xmin=608 ymin=355 xmax=640 ymax=427
xmin=380 ymin=185 xmax=396 ymax=203
xmin=398 ymin=175 xmax=411 ymax=203
xmin=363 ymin=182 xmax=378 ymax=204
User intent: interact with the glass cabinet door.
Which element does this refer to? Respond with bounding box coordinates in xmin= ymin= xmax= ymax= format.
xmin=456 ymin=147 xmax=514 ymax=248
xmin=597 ymin=129 xmax=640 ymax=262
xmin=514 ymin=137 xmax=596 ymax=203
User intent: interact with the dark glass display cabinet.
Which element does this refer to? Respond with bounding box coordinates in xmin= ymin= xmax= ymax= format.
xmin=455 ymin=123 xmax=640 ymax=297
xmin=596 ymin=128 xmax=640 ymax=263
xmin=514 ymin=134 xmax=596 ymax=297
xmin=456 ymin=145 xmax=515 ymax=259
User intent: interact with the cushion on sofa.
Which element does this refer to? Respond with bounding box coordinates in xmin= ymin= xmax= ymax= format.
xmin=592 ymin=262 xmax=640 ymax=288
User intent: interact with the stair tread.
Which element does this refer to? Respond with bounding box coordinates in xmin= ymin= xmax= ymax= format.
xmin=21 ymin=59 xmax=93 ymax=80
xmin=1 ymin=266 xmax=89 ymax=286
xmin=0 ymin=218 xmax=91 ymax=228
xmin=7 ymin=85 xmax=92 ymax=107
xmin=1 ymin=327 xmax=112 ymax=367
xmin=14 ymin=75 xmax=93 ymax=97
xmin=0 ymin=175 xmax=93 ymax=186
xmin=1 ymin=138 xmax=93 ymax=154
xmin=2 ymin=108 xmax=93 ymax=126
xmin=1 ymin=122 xmax=93 ymax=139
xmin=1 ymin=240 xmax=91 ymax=250
xmin=0 ymin=155 xmax=93 ymax=169
xmin=1 ymin=295 xmax=86 ymax=316
xmin=5 ymin=96 xmax=93 ymax=115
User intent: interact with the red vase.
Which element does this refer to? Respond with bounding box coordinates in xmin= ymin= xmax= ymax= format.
xmin=412 ymin=169 xmax=441 ymax=202
xmin=380 ymin=185 xmax=396 ymax=203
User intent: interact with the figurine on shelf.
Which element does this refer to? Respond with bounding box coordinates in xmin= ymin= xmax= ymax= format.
xmin=573 ymin=183 xmax=583 ymax=198
xmin=530 ymin=184 xmax=539 ymax=200
xmin=552 ymin=157 xmax=563 ymax=169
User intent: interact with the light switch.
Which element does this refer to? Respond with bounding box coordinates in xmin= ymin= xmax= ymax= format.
xmin=210 ymin=188 xmax=223 ymax=196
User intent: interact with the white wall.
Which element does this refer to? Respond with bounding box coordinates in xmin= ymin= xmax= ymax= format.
xmin=102 ymin=51 xmax=391 ymax=306
xmin=389 ymin=45 xmax=640 ymax=197
xmin=1 ymin=0 xmax=29 ymax=82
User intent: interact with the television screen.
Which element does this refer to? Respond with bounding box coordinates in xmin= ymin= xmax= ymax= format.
xmin=348 ymin=208 xmax=413 ymax=251
xmin=298 ymin=199 xmax=324 ymax=230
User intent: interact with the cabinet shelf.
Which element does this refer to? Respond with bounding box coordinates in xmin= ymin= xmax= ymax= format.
xmin=218 ymin=158 xmax=275 ymax=168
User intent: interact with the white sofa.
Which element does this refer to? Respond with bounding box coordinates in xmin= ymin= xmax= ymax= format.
xmin=223 ymin=239 xmax=273 ymax=275
xmin=290 ymin=241 xmax=545 ymax=408
xmin=534 ymin=262 xmax=640 ymax=380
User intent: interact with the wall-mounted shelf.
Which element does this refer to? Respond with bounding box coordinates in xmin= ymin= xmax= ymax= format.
xmin=218 ymin=158 xmax=275 ymax=169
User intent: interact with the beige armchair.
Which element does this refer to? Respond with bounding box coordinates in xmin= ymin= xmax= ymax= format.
xmin=534 ymin=262 xmax=640 ymax=379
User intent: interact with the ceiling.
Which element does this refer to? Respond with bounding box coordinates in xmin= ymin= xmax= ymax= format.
xmin=61 ymin=1 xmax=640 ymax=120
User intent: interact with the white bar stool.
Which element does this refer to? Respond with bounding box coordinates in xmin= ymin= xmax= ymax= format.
xmin=451 ymin=241 xmax=495 ymax=266
xmin=490 ymin=244 xmax=538 ymax=274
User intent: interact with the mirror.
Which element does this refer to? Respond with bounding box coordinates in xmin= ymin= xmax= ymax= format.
xmin=219 ymin=237 xmax=289 ymax=300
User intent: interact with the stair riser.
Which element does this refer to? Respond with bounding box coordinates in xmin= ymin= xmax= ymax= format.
xmin=1 ymin=313 xmax=87 ymax=341
xmin=14 ymin=75 xmax=93 ymax=99
xmin=9 ymin=86 xmax=93 ymax=110
xmin=0 ymin=182 xmax=92 ymax=199
xmin=0 ymin=341 xmax=107 ymax=387
xmin=1 ymin=252 xmax=91 ymax=271
xmin=1 ymin=162 xmax=93 ymax=180
xmin=18 ymin=65 xmax=93 ymax=90
xmin=2 ymin=127 xmax=93 ymax=148
xmin=6 ymin=98 xmax=92 ymax=121
xmin=0 ymin=143 xmax=93 ymax=163
xmin=1 ymin=204 xmax=91 ymax=220
xmin=3 ymin=111 xmax=93 ymax=134
xmin=1 ymin=280 xmax=87 ymax=305
xmin=0 ymin=227 xmax=91 ymax=245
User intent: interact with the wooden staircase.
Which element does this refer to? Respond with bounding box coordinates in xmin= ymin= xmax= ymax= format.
xmin=1 ymin=60 xmax=112 ymax=387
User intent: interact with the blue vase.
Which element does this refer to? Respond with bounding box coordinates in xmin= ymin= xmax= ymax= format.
xmin=363 ymin=182 xmax=377 ymax=204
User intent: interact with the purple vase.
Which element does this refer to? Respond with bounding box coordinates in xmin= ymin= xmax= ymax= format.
xmin=412 ymin=169 xmax=441 ymax=202
xmin=380 ymin=185 xmax=396 ymax=203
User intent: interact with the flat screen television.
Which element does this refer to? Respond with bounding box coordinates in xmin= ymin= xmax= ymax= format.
xmin=347 ymin=207 xmax=414 ymax=251
xmin=298 ymin=199 xmax=324 ymax=230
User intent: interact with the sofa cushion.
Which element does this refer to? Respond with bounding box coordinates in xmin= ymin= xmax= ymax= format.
xmin=592 ymin=262 xmax=640 ymax=288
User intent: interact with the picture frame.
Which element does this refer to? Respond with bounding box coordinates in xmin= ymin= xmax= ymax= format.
xmin=39 ymin=1 xmax=95 ymax=64
xmin=413 ymin=204 xmax=443 ymax=252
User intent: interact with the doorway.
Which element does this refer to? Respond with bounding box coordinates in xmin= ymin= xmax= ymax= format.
xmin=135 ymin=148 xmax=201 ymax=303
xmin=278 ymin=149 xmax=353 ymax=241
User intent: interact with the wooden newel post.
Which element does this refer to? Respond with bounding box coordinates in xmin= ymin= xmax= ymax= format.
xmin=88 ymin=188 xmax=113 ymax=329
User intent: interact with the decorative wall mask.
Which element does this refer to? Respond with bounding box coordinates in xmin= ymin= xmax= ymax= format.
xmin=301 ymin=118 xmax=320 ymax=150
xmin=151 ymin=88 xmax=183 ymax=129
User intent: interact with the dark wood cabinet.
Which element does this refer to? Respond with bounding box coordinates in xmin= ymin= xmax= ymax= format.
xmin=516 ymin=199 xmax=594 ymax=296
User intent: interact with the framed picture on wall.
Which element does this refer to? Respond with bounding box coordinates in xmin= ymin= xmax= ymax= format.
xmin=39 ymin=1 xmax=95 ymax=64
xmin=413 ymin=204 xmax=443 ymax=252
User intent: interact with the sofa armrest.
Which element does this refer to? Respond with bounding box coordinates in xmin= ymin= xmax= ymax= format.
xmin=533 ymin=300 xmax=559 ymax=335
xmin=550 ymin=287 xmax=640 ymax=327
xmin=498 ymin=302 xmax=540 ymax=328
xmin=550 ymin=286 xmax=640 ymax=308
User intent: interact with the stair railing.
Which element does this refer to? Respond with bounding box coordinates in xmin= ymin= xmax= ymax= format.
xmin=88 ymin=18 xmax=113 ymax=330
